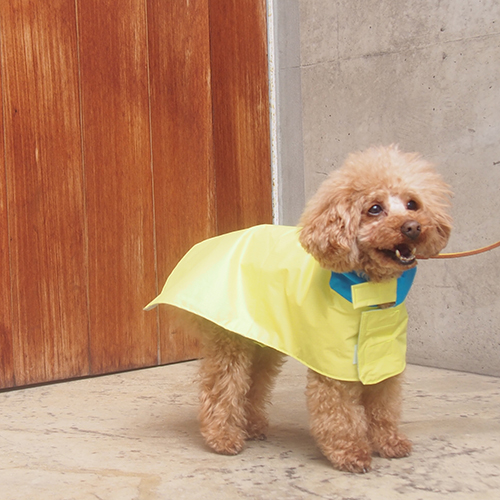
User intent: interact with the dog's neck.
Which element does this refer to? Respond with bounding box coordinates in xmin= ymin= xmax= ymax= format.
xmin=353 ymin=264 xmax=416 ymax=283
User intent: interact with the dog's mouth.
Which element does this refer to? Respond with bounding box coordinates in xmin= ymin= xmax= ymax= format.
xmin=380 ymin=244 xmax=417 ymax=265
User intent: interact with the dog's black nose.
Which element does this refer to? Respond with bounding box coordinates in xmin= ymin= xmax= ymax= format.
xmin=401 ymin=220 xmax=421 ymax=240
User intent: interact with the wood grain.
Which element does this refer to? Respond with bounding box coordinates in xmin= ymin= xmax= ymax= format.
xmin=209 ymin=0 xmax=273 ymax=234
xmin=0 ymin=62 xmax=15 ymax=388
xmin=0 ymin=0 xmax=273 ymax=388
xmin=148 ymin=0 xmax=214 ymax=363
xmin=77 ymin=0 xmax=158 ymax=374
xmin=0 ymin=0 xmax=89 ymax=386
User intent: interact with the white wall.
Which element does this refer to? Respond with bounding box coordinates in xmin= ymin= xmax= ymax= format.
xmin=274 ymin=0 xmax=500 ymax=376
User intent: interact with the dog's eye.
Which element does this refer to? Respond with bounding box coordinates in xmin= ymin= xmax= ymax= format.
xmin=407 ymin=200 xmax=419 ymax=211
xmin=368 ymin=204 xmax=384 ymax=216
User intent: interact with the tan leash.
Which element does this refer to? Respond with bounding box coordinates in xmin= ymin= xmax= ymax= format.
xmin=419 ymin=239 xmax=500 ymax=260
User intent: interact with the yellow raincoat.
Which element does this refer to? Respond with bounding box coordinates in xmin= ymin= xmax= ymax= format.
xmin=145 ymin=225 xmax=414 ymax=385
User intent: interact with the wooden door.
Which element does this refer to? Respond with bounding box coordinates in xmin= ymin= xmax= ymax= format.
xmin=0 ymin=0 xmax=272 ymax=389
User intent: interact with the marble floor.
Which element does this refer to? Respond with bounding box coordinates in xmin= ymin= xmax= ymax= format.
xmin=0 ymin=359 xmax=499 ymax=500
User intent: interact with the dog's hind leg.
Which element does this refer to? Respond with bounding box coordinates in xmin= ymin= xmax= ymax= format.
xmin=362 ymin=375 xmax=412 ymax=459
xmin=244 ymin=346 xmax=285 ymax=441
xmin=306 ymin=370 xmax=372 ymax=473
xmin=198 ymin=329 xmax=254 ymax=455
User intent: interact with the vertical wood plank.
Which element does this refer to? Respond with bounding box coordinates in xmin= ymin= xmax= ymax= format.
xmin=148 ymin=0 xmax=213 ymax=363
xmin=209 ymin=0 xmax=273 ymax=234
xmin=77 ymin=0 xmax=158 ymax=374
xmin=0 ymin=66 xmax=15 ymax=388
xmin=0 ymin=0 xmax=89 ymax=386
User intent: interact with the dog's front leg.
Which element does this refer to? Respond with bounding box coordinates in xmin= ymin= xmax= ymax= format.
xmin=306 ymin=370 xmax=372 ymax=473
xmin=362 ymin=374 xmax=412 ymax=459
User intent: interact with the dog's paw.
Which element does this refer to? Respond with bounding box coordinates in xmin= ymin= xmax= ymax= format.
xmin=245 ymin=417 xmax=269 ymax=441
xmin=339 ymin=450 xmax=372 ymax=474
xmin=376 ymin=434 xmax=412 ymax=459
xmin=203 ymin=428 xmax=246 ymax=456
xmin=324 ymin=445 xmax=372 ymax=473
xmin=246 ymin=429 xmax=267 ymax=441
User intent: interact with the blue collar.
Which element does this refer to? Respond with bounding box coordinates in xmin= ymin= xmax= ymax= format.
xmin=329 ymin=267 xmax=417 ymax=306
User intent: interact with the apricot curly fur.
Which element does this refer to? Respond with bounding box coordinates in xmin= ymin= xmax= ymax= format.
xmin=167 ymin=145 xmax=452 ymax=472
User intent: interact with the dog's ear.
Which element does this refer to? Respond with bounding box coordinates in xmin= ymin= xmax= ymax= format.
xmin=432 ymin=207 xmax=453 ymax=249
xmin=421 ymin=182 xmax=453 ymax=256
xmin=299 ymin=178 xmax=362 ymax=272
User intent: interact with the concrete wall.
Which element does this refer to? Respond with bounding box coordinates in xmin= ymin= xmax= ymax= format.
xmin=271 ymin=0 xmax=305 ymax=225
xmin=274 ymin=0 xmax=500 ymax=376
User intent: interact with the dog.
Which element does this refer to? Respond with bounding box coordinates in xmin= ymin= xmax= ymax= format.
xmin=145 ymin=145 xmax=452 ymax=473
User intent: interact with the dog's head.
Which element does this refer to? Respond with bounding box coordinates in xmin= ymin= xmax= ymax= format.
xmin=299 ymin=145 xmax=452 ymax=281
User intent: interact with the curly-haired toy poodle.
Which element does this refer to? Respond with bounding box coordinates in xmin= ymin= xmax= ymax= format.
xmin=146 ymin=145 xmax=452 ymax=473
